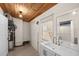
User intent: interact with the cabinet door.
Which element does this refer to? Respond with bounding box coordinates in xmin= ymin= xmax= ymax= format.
xmin=43 ymin=49 xmax=56 ymax=56
xmin=55 ymin=53 xmax=60 ymax=56
xmin=0 ymin=14 xmax=8 ymax=56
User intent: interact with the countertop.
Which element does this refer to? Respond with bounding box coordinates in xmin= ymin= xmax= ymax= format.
xmin=41 ymin=41 xmax=79 ymax=56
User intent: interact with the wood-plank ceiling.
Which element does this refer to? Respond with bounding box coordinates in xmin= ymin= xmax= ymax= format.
xmin=0 ymin=3 xmax=56 ymax=22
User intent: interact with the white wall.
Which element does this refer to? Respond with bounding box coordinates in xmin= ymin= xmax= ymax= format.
xmin=0 ymin=7 xmax=8 ymax=55
xmin=13 ymin=18 xmax=23 ymax=46
xmin=72 ymin=9 xmax=79 ymax=46
xmin=13 ymin=18 xmax=30 ymax=46
xmin=23 ymin=21 xmax=30 ymax=41
xmin=30 ymin=3 xmax=79 ymax=51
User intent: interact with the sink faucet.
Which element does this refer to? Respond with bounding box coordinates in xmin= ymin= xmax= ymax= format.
xmin=53 ymin=36 xmax=57 ymax=45
xmin=58 ymin=36 xmax=62 ymax=46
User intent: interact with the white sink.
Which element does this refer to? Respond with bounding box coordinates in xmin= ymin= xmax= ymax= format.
xmin=40 ymin=41 xmax=79 ymax=56
xmin=42 ymin=41 xmax=58 ymax=50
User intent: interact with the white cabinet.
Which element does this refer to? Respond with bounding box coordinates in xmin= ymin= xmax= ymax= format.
xmin=40 ymin=43 xmax=60 ymax=56
xmin=55 ymin=53 xmax=60 ymax=56
xmin=0 ymin=14 xmax=8 ymax=56
xmin=41 ymin=47 xmax=60 ymax=56
xmin=43 ymin=50 xmax=56 ymax=56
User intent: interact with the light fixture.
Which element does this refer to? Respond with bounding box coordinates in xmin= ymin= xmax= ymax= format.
xmin=19 ymin=11 xmax=23 ymax=18
xmin=18 ymin=6 xmax=28 ymax=15
xmin=72 ymin=11 xmax=77 ymax=15
xmin=19 ymin=11 xmax=22 ymax=14
xmin=19 ymin=14 xmax=22 ymax=18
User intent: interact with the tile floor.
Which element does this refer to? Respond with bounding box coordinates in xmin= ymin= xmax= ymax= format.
xmin=8 ymin=43 xmax=39 ymax=56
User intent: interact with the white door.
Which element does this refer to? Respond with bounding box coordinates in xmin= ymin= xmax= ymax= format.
xmin=0 ymin=14 xmax=8 ymax=56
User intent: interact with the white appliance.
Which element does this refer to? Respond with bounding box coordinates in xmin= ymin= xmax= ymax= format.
xmin=0 ymin=13 xmax=8 ymax=56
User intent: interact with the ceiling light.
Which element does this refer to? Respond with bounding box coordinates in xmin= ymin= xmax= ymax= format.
xmin=19 ymin=11 xmax=22 ymax=14
xmin=19 ymin=14 xmax=22 ymax=18
xmin=72 ymin=11 xmax=76 ymax=15
xmin=18 ymin=6 xmax=28 ymax=15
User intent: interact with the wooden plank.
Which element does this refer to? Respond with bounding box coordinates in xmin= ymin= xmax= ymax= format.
xmin=0 ymin=3 xmax=57 ymax=22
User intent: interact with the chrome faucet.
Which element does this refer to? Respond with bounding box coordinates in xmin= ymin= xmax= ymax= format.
xmin=58 ymin=36 xmax=62 ymax=46
xmin=53 ymin=37 xmax=57 ymax=45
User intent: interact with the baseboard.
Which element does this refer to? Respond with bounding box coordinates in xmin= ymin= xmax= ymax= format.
xmin=23 ymin=41 xmax=30 ymax=45
xmin=8 ymin=48 xmax=14 ymax=51
xmin=15 ymin=44 xmax=23 ymax=47
xmin=13 ymin=41 xmax=30 ymax=47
